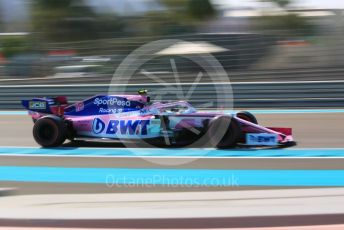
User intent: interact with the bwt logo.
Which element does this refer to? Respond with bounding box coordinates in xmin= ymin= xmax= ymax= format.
xmin=92 ymin=118 xmax=150 ymax=135
xmin=94 ymin=97 xmax=131 ymax=107
xmin=247 ymin=133 xmax=278 ymax=146
xmin=92 ymin=118 xmax=106 ymax=134
xmin=250 ymin=135 xmax=276 ymax=143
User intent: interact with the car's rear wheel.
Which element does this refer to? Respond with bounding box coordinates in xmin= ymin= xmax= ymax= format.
xmin=208 ymin=116 xmax=242 ymax=148
xmin=236 ymin=111 xmax=258 ymax=124
xmin=33 ymin=116 xmax=66 ymax=147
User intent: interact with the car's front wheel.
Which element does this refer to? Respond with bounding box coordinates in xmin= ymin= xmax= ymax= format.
xmin=208 ymin=116 xmax=242 ymax=148
xmin=33 ymin=116 xmax=66 ymax=147
xmin=236 ymin=111 xmax=258 ymax=124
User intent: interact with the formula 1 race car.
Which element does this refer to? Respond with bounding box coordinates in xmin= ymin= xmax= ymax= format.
xmin=22 ymin=90 xmax=295 ymax=148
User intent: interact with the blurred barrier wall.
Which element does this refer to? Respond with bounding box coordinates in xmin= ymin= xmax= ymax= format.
xmin=1 ymin=80 xmax=344 ymax=109
xmin=2 ymin=31 xmax=344 ymax=76
xmin=2 ymin=28 xmax=344 ymax=109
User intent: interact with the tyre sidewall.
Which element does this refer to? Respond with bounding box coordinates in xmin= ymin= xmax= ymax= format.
xmin=236 ymin=111 xmax=258 ymax=124
xmin=33 ymin=116 xmax=66 ymax=147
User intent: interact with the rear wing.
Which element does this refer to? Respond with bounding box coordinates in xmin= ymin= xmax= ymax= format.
xmin=21 ymin=96 xmax=69 ymax=116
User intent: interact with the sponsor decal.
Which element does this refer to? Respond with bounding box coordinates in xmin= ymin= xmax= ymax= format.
xmin=99 ymin=108 xmax=123 ymax=114
xmin=75 ymin=102 xmax=84 ymax=112
xmin=246 ymin=133 xmax=278 ymax=146
xmin=92 ymin=118 xmax=150 ymax=135
xmin=148 ymin=119 xmax=161 ymax=133
xmin=94 ymin=97 xmax=131 ymax=107
xmin=92 ymin=118 xmax=106 ymax=134
xmin=29 ymin=101 xmax=46 ymax=110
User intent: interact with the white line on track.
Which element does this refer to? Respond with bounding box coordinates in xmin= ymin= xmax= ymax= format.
xmin=1 ymin=79 xmax=344 ymax=88
xmin=0 ymin=147 xmax=343 ymax=159
xmin=0 ymin=74 xmax=106 ymax=82
xmin=2 ymin=146 xmax=344 ymax=150
xmin=1 ymin=153 xmax=344 ymax=159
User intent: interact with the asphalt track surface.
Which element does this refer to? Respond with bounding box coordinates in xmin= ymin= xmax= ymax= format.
xmin=1 ymin=112 xmax=344 ymax=229
xmin=0 ymin=112 xmax=343 ymax=195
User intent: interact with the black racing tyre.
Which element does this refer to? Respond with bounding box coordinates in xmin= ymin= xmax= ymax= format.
xmin=33 ymin=116 xmax=67 ymax=147
xmin=208 ymin=116 xmax=242 ymax=148
xmin=236 ymin=111 xmax=258 ymax=124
